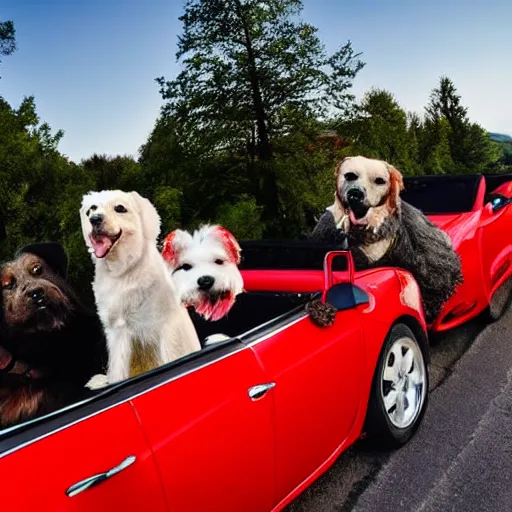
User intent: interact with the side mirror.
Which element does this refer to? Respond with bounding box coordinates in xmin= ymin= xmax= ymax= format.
xmin=488 ymin=193 xmax=512 ymax=213
xmin=322 ymin=250 xmax=369 ymax=310
xmin=307 ymin=250 xmax=369 ymax=328
xmin=324 ymin=281 xmax=370 ymax=311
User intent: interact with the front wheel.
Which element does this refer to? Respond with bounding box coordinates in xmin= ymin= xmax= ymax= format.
xmin=486 ymin=277 xmax=512 ymax=322
xmin=363 ymin=323 xmax=429 ymax=449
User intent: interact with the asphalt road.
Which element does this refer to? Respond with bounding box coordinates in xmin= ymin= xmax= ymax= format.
xmin=286 ymin=295 xmax=512 ymax=512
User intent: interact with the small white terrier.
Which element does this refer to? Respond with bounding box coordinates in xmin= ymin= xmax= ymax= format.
xmin=161 ymin=224 xmax=244 ymax=322
xmin=80 ymin=190 xmax=201 ymax=390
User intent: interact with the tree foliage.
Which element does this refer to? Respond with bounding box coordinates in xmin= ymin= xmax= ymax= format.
xmin=0 ymin=20 xmax=16 ymax=77
xmin=154 ymin=0 xmax=365 ymax=234
xmin=424 ymin=76 xmax=498 ymax=173
xmin=0 ymin=6 xmax=510 ymax=304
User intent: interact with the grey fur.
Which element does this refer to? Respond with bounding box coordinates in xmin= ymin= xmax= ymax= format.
xmin=311 ymin=212 xmax=348 ymax=248
xmin=311 ymin=201 xmax=463 ymax=324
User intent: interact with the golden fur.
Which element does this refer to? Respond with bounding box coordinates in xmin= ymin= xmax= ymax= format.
xmin=329 ymin=155 xmax=405 ymax=230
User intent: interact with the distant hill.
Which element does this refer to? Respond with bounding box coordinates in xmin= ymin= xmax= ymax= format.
xmin=489 ymin=132 xmax=512 ymax=143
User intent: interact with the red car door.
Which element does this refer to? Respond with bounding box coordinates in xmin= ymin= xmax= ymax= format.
xmin=131 ymin=341 xmax=276 ymax=512
xmin=0 ymin=401 xmax=167 ymax=511
xmin=250 ymin=306 xmax=364 ymax=505
xmin=479 ymin=199 xmax=512 ymax=297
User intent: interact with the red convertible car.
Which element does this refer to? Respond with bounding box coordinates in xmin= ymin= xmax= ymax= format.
xmin=1 ymin=172 xmax=512 ymax=512
xmin=401 ymin=173 xmax=512 ymax=332
xmin=0 ymin=245 xmax=430 ymax=512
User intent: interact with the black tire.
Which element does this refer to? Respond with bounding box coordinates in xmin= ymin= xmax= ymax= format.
xmin=363 ymin=323 xmax=429 ymax=449
xmin=485 ymin=277 xmax=512 ymax=322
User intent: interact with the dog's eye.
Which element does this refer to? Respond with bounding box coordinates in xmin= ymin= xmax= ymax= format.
xmin=215 ymin=259 xmax=224 ymax=265
xmin=114 ymin=205 xmax=128 ymax=213
xmin=375 ymin=177 xmax=387 ymax=185
xmin=344 ymin=172 xmax=358 ymax=181
xmin=31 ymin=264 xmax=43 ymax=276
xmin=1 ymin=275 xmax=15 ymax=290
xmin=86 ymin=205 xmax=97 ymax=217
xmin=177 ymin=263 xmax=192 ymax=271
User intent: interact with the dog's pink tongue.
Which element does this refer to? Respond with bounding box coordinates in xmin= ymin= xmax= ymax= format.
xmin=90 ymin=235 xmax=112 ymax=259
xmin=349 ymin=209 xmax=368 ymax=226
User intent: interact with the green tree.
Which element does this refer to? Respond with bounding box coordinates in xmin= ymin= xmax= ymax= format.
xmin=425 ymin=76 xmax=468 ymax=126
xmin=425 ymin=76 xmax=499 ymax=173
xmin=421 ymin=117 xmax=456 ymax=175
xmin=81 ymin=154 xmax=142 ymax=191
xmin=155 ymin=0 xmax=365 ymax=235
xmin=336 ymin=88 xmax=414 ymax=173
xmin=215 ymin=194 xmax=264 ymax=239
xmin=0 ymin=20 xmax=16 ymax=77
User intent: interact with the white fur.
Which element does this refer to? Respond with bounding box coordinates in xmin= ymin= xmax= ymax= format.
xmin=165 ymin=224 xmax=244 ymax=316
xmin=80 ymin=190 xmax=201 ymax=389
xmin=361 ymin=238 xmax=394 ymax=263
xmin=204 ymin=333 xmax=231 ymax=346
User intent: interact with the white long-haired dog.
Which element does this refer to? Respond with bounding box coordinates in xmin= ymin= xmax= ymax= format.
xmin=80 ymin=190 xmax=201 ymax=389
xmin=161 ymin=224 xmax=244 ymax=322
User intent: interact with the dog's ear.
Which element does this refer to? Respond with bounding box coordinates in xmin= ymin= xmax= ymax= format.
xmin=17 ymin=242 xmax=69 ymax=279
xmin=335 ymin=156 xmax=352 ymax=181
xmin=212 ymin=225 xmax=242 ymax=265
xmin=161 ymin=229 xmax=192 ymax=267
xmin=130 ymin=192 xmax=161 ymax=243
xmin=386 ymin=165 xmax=405 ymax=214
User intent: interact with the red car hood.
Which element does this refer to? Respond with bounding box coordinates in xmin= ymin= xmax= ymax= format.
xmin=427 ymin=211 xmax=482 ymax=249
xmin=427 ymin=213 xmax=466 ymax=231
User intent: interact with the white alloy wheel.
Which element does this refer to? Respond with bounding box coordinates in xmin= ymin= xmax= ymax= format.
xmin=380 ymin=335 xmax=427 ymax=429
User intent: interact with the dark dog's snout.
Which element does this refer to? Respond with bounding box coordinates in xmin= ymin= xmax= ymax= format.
xmin=89 ymin=214 xmax=104 ymax=227
xmin=30 ymin=288 xmax=47 ymax=306
xmin=346 ymin=186 xmax=369 ymax=219
xmin=347 ymin=187 xmax=365 ymax=204
xmin=197 ymin=275 xmax=215 ymax=291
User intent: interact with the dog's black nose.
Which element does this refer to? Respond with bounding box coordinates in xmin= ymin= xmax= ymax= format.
xmin=347 ymin=187 xmax=365 ymax=203
xmin=30 ymin=288 xmax=46 ymax=306
xmin=89 ymin=214 xmax=104 ymax=226
xmin=197 ymin=275 xmax=215 ymax=291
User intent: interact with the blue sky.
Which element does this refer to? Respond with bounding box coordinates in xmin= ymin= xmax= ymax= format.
xmin=1 ymin=0 xmax=511 ymax=163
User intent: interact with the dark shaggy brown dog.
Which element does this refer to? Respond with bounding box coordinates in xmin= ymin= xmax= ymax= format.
xmin=311 ymin=156 xmax=463 ymax=324
xmin=0 ymin=243 xmax=107 ymax=429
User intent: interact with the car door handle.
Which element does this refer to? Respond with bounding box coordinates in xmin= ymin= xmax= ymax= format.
xmin=248 ymin=382 xmax=276 ymax=401
xmin=66 ymin=455 xmax=136 ymax=498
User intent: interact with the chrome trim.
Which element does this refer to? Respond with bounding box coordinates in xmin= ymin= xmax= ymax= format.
xmin=244 ymin=312 xmax=308 ymax=347
xmin=248 ymin=382 xmax=276 ymax=401
xmin=0 ymin=347 xmax=245 ymax=459
xmin=238 ymin=304 xmax=311 ymax=341
xmin=66 ymin=455 xmax=136 ymax=497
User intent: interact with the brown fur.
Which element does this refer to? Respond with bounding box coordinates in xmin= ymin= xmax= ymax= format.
xmin=129 ymin=339 xmax=159 ymax=378
xmin=0 ymin=244 xmax=106 ymax=429
xmin=385 ymin=164 xmax=405 ymax=216
xmin=0 ymin=388 xmax=44 ymax=427
xmin=1 ymin=253 xmax=73 ymax=332
xmin=306 ymin=299 xmax=337 ymax=328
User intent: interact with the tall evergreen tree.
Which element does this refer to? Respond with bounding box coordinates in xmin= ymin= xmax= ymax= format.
xmin=425 ymin=76 xmax=499 ymax=173
xmin=425 ymin=76 xmax=468 ymax=126
xmin=155 ymin=0 xmax=365 ymax=234
xmin=336 ymin=89 xmax=414 ymax=173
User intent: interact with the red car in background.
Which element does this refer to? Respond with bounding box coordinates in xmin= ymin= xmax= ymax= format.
xmin=401 ymin=173 xmax=512 ymax=332
xmin=0 ymin=245 xmax=430 ymax=512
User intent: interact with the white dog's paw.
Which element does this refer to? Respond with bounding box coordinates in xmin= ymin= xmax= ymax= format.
xmin=204 ymin=333 xmax=231 ymax=346
xmin=85 ymin=373 xmax=110 ymax=390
